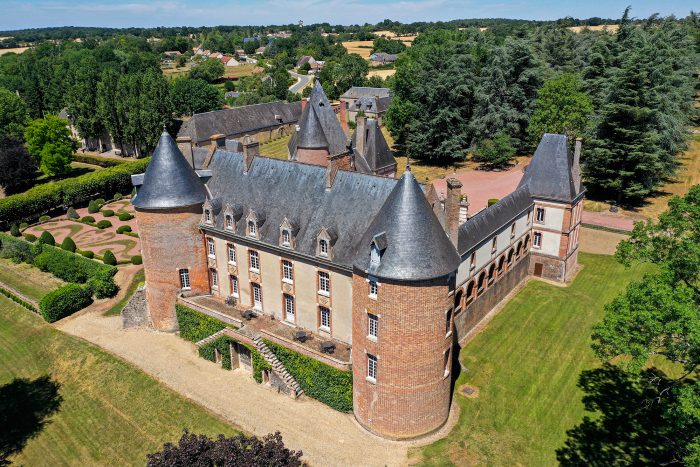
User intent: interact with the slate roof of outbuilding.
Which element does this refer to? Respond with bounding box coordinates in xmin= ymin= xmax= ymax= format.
xmin=177 ymin=101 xmax=302 ymax=145
xmin=518 ymin=133 xmax=583 ymax=203
xmin=205 ymin=150 xmax=398 ymax=269
xmin=349 ymin=95 xmax=392 ymax=114
xmin=353 ymin=169 xmax=460 ymax=281
xmin=132 ymin=131 xmax=208 ymax=210
xmin=351 ymin=118 xmax=397 ymax=173
xmin=340 ymin=87 xmax=391 ymax=100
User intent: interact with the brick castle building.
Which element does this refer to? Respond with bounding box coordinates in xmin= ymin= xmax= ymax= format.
xmin=131 ymin=85 xmax=584 ymax=439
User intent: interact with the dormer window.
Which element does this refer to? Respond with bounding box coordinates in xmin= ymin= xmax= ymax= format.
xmin=223 ymin=204 xmax=243 ymax=232
xmin=282 ymin=230 xmax=291 ymax=246
xmin=225 ymin=215 xmax=233 ymax=230
xmin=319 ymin=239 xmax=328 ymax=256
xmin=316 ymin=226 xmax=337 ymax=259
xmin=370 ymin=244 xmax=380 ymax=267
xmin=204 ymin=209 xmax=212 ymax=223
xmin=279 ymin=217 xmax=298 ymax=249
xmin=248 ymin=220 xmax=257 ymax=237
xmin=246 ymin=209 xmax=264 ymax=239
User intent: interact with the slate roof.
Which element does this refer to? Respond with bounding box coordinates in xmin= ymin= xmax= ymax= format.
xmin=457 ymin=187 xmax=533 ymax=255
xmin=354 ymin=169 xmax=460 ymax=281
xmin=351 ymin=118 xmax=397 ymax=173
xmin=518 ymin=133 xmax=583 ymax=203
xmin=205 ymin=151 xmax=398 ymax=269
xmin=132 ymin=131 xmax=207 ymax=210
xmin=177 ymin=101 xmax=302 ymax=145
xmin=289 ymin=81 xmax=349 ymax=159
xmin=349 ymin=95 xmax=392 ymax=114
xmin=340 ymin=87 xmax=391 ymax=100
xmin=370 ymin=53 xmax=398 ymax=62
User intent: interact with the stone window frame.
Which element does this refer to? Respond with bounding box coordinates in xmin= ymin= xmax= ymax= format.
xmin=223 ymin=203 xmax=243 ymax=232
xmin=279 ymin=217 xmax=299 ymax=250
xmin=510 ymin=222 xmax=516 ymax=239
xmin=367 ymin=353 xmax=377 ymax=383
xmin=443 ymin=348 xmax=451 ymax=379
xmin=230 ymin=275 xmax=239 ymax=297
xmin=469 ymin=252 xmax=476 ymax=271
xmin=318 ymin=305 xmax=332 ymax=333
xmin=317 ymin=270 xmax=331 ymax=297
xmin=206 ymin=237 xmax=216 ymax=258
xmin=227 ymin=243 xmax=237 ymax=264
xmin=210 ymin=268 xmax=219 ymax=289
xmin=445 ymin=308 xmax=453 ymax=338
xmin=533 ymin=231 xmax=543 ymax=249
xmin=368 ymin=279 xmax=378 ymax=299
xmin=367 ymin=312 xmax=378 ymax=341
xmin=202 ymin=198 xmax=216 ymax=225
xmin=246 ymin=209 xmax=265 ymax=239
xmin=249 ymin=249 xmax=260 ymax=273
xmin=251 ymin=282 xmax=263 ymax=310
xmin=283 ymin=293 xmax=295 ymax=323
xmin=535 ymin=207 xmax=545 ymax=224
xmin=179 ymin=268 xmax=191 ymax=290
xmin=316 ymin=227 xmax=338 ymax=260
xmin=282 ymin=259 xmax=294 ymax=284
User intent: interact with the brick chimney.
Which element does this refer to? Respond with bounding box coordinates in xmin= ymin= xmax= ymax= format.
xmin=325 ymin=153 xmax=351 ymax=190
xmin=301 ymin=98 xmax=308 ymax=113
xmin=355 ymin=115 xmax=366 ymax=157
xmin=339 ymin=100 xmax=348 ymax=133
xmin=242 ymin=135 xmax=259 ymax=174
xmin=203 ymin=134 xmax=225 ymax=168
xmin=176 ymin=136 xmax=194 ymax=168
xmin=572 ymin=138 xmax=582 ymax=193
xmin=445 ymin=178 xmax=463 ymax=247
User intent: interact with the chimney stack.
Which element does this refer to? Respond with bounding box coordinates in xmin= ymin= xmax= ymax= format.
xmin=339 ymin=100 xmax=348 ymax=133
xmin=445 ymin=178 xmax=463 ymax=247
xmin=242 ymin=135 xmax=259 ymax=174
xmin=572 ymin=138 xmax=582 ymax=192
xmin=301 ymin=98 xmax=308 ymax=113
xmin=355 ymin=115 xmax=367 ymax=158
xmin=203 ymin=133 xmax=225 ymax=168
xmin=176 ymin=136 xmax=194 ymax=168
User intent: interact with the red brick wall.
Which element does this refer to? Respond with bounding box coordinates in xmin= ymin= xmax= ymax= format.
xmin=136 ymin=206 xmax=209 ymax=331
xmin=296 ymin=147 xmax=330 ymax=166
xmin=351 ymin=273 xmax=453 ymax=439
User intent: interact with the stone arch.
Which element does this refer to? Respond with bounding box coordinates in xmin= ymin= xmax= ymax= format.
xmin=524 ymin=234 xmax=531 ymax=250
xmin=477 ymin=271 xmax=487 ymax=295
xmin=454 ymin=289 xmax=464 ymax=311
xmin=516 ymin=241 xmax=523 ymax=258
xmin=497 ymin=255 xmax=506 ymax=275
xmin=507 ymin=248 xmax=515 ymax=265
xmin=488 ymin=263 xmax=496 ymax=283
xmin=466 ymin=280 xmax=475 ymax=304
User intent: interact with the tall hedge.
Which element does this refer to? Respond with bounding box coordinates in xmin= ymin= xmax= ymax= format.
xmin=39 ymin=284 xmax=93 ymax=323
xmin=33 ymin=245 xmax=106 ymax=283
xmin=0 ymin=233 xmax=40 ymax=263
xmin=0 ymin=158 xmax=149 ymax=229
xmin=175 ymin=304 xmax=228 ymax=342
xmin=263 ymin=339 xmax=353 ymax=412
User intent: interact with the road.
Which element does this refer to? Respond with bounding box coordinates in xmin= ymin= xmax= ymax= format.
xmin=288 ymin=70 xmax=312 ymax=93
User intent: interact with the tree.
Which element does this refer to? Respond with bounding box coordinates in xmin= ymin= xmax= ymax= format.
xmin=527 ymin=73 xmax=592 ymax=146
xmin=170 ymin=78 xmax=223 ymax=116
xmin=189 ymin=58 xmax=225 ymax=83
xmin=0 ymin=137 xmax=37 ymax=194
xmin=65 ymin=54 xmax=105 ymax=148
xmin=319 ymin=54 xmax=368 ymax=100
xmin=24 ymin=115 xmax=75 ymax=176
xmin=472 ymin=132 xmax=516 ymax=169
xmin=96 ymin=69 xmax=126 ymax=153
xmin=0 ymin=87 xmax=29 ymax=140
xmin=588 ymin=186 xmax=700 ymax=464
xmin=147 ymin=431 xmax=304 ymax=467
xmin=372 ymin=37 xmax=406 ymax=55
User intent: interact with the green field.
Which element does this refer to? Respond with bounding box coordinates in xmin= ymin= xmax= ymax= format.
xmin=0 ymin=258 xmax=65 ymax=301
xmin=105 ymin=268 xmax=145 ymax=316
xmin=0 ymin=296 xmax=238 ymax=465
xmin=259 ymin=135 xmax=291 ymax=160
xmin=415 ymin=253 xmax=652 ymax=466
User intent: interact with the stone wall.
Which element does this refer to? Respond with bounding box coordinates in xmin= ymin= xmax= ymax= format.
xmin=121 ymin=285 xmax=148 ymax=329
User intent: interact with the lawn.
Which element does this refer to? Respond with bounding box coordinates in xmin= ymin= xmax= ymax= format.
xmin=0 ymin=296 xmax=238 ymax=465
xmin=105 ymin=268 xmax=145 ymax=316
xmin=413 ymin=253 xmax=653 ymax=466
xmin=260 ymin=135 xmax=291 ymax=160
xmin=0 ymin=258 xmax=65 ymax=301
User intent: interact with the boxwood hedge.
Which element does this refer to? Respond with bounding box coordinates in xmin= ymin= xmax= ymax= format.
xmin=39 ymin=284 xmax=93 ymax=323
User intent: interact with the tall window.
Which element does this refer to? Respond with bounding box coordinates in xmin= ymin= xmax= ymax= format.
xmin=444 ymin=349 xmax=451 ymax=377
xmin=225 ymin=215 xmax=233 ymax=230
xmin=445 ymin=309 xmax=452 ymax=336
xmin=527 ymin=210 xmax=532 ymax=224
xmin=227 ymin=244 xmax=236 ymax=264
xmin=491 ymin=237 xmax=497 ymax=253
xmin=282 ymin=260 xmax=293 ymax=282
xmin=368 ymin=313 xmax=378 ymax=339
xmin=319 ymin=306 xmax=331 ymax=330
xmin=318 ymin=271 xmax=330 ymax=295
xmin=510 ymin=223 xmax=516 ymax=238
xmin=179 ymin=268 xmax=190 ymax=289
xmin=282 ymin=230 xmax=291 ymax=246
xmin=536 ymin=207 xmax=545 ymax=223
xmin=534 ymin=232 xmax=542 ymax=248
xmin=230 ymin=275 xmax=239 ymax=297
xmin=284 ymin=294 xmax=295 ymax=322
xmin=252 ymin=283 xmax=263 ymax=309
xmin=369 ymin=280 xmax=378 ymax=298
xmin=248 ymin=220 xmax=257 ymax=237
xmin=207 ymin=238 xmax=215 ymax=257
xmin=210 ymin=268 xmax=218 ymax=288
xmin=470 ymin=252 xmax=476 ymax=270
xmin=249 ymin=250 xmax=260 ymax=272
xmin=367 ymin=354 xmax=377 ymax=381
xmin=319 ymin=239 xmax=329 ymax=256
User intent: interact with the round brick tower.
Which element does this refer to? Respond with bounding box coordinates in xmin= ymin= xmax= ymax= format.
xmin=352 ymin=168 xmax=461 ymax=439
xmin=132 ymin=130 xmax=209 ymax=331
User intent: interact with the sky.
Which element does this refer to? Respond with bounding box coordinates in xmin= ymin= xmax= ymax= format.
xmin=0 ymin=0 xmax=696 ymax=31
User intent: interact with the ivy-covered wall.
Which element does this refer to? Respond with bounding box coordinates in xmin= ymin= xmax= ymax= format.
xmin=263 ymin=339 xmax=353 ymax=412
xmin=175 ymin=304 xmax=228 ymax=342
xmin=198 ymin=335 xmax=270 ymax=383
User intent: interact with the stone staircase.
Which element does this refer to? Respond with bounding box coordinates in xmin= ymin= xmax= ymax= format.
xmin=195 ymin=328 xmax=229 ymax=347
xmin=252 ymin=335 xmax=304 ymax=398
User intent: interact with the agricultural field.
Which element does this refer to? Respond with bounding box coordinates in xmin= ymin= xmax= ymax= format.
xmin=0 ymin=296 xmax=239 ymax=465
xmin=368 ymin=68 xmax=396 ymax=79
xmin=0 ymin=46 xmax=30 ymax=55
xmin=567 ymin=24 xmax=620 ymax=33
xmin=413 ymin=253 xmax=653 ymax=466
xmin=341 ymin=41 xmax=374 ymax=59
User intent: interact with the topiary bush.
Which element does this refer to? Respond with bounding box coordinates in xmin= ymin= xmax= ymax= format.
xmin=79 ymin=250 xmax=94 ymax=259
xmin=38 ymin=215 xmax=50 ymax=223
xmin=95 ymin=198 xmax=106 ymax=206
xmin=39 ymin=284 xmax=93 ymax=323
xmin=175 ymin=304 xmax=228 ymax=342
xmin=87 ymin=267 xmax=118 ymax=299
xmin=112 ymin=192 xmax=122 ymax=200
xmin=103 ymin=249 xmax=117 ymax=265
xmin=116 ymin=225 xmax=132 ymax=234
xmin=38 ymin=231 xmax=55 ymax=246
xmin=87 ymin=200 xmax=100 ymax=213
xmin=81 ymin=216 xmax=95 ymax=224
xmin=23 ymin=233 xmax=37 ymax=242
xmin=19 ymin=222 xmax=28 ymax=229
xmin=117 ymin=212 xmax=133 ymax=221
xmin=131 ymin=254 xmax=142 ymax=265
xmin=101 ymin=209 xmax=114 ymax=217
xmin=10 ymin=224 xmax=20 ymax=237
xmin=66 ymin=207 xmax=79 ymax=219
xmin=60 ymin=236 xmax=76 ymax=253
xmin=96 ymin=220 xmax=112 ymax=229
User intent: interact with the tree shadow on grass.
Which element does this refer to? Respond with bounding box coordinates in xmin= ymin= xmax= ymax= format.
xmin=557 ymin=364 xmax=696 ymax=466
xmin=0 ymin=376 xmax=62 ymax=466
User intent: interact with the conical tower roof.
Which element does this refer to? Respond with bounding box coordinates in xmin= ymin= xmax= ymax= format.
xmin=353 ymin=168 xmax=460 ymax=281
xmin=296 ymin=81 xmax=348 ymax=156
xmin=132 ymin=130 xmax=207 ymax=210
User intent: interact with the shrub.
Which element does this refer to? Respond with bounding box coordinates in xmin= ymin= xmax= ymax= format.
xmin=19 ymin=222 xmax=28 ymax=229
xmin=0 ymin=233 xmax=40 ymax=263
xmin=39 ymin=284 xmax=92 ymax=323
xmin=112 ymin=192 xmax=122 ymax=200
xmin=66 ymin=207 xmax=79 ymax=219
xmin=96 ymin=220 xmax=112 ymax=229
xmin=198 ymin=336 xmax=269 ymax=382
xmin=87 ymin=267 xmax=118 ymax=299
xmin=488 ymin=198 xmax=499 ymax=207
xmin=33 ymin=245 xmax=108 ymax=282
xmin=79 ymin=250 xmax=94 ymax=259
xmin=101 ymin=209 xmax=114 ymax=217
xmin=117 ymin=212 xmax=133 ymax=221
xmin=38 ymin=215 xmax=50 ymax=223
xmin=0 ymin=286 xmax=37 ymax=312
xmin=10 ymin=224 xmax=20 ymax=237
xmin=81 ymin=216 xmax=95 ymax=224
xmin=131 ymin=254 xmax=142 ymax=265
xmin=264 ymin=340 xmax=353 ymax=412
xmin=95 ymin=198 xmax=106 ymax=206
xmin=23 ymin=233 xmax=36 ymax=242
xmin=103 ymin=249 xmax=117 ymax=265
xmin=60 ymin=236 xmax=76 ymax=252
xmin=73 ymin=154 xmax=125 ymax=167
xmin=87 ymin=200 xmax=99 ymax=213
xmin=175 ymin=305 xmax=228 ymax=342
xmin=116 ymin=225 xmax=132 ymax=234
xmin=38 ymin=231 xmax=55 ymax=246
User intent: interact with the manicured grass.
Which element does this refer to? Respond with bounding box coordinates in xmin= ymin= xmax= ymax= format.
xmin=413 ymin=253 xmax=653 ymax=466
xmin=259 ymin=135 xmax=291 ymax=160
xmin=104 ymin=268 xmax=145 ymax=316
xmin=0 ymin=258 xmax=65 ymax=301
xmin=0 ymin=296 xmax=239 ymax=465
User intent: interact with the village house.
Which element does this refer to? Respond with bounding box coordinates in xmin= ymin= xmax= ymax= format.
xmin=296 ymin=55 xmax=316 ymax=68
xmin=369 ymin=52 xmax=398 ymax=65
xmin=339 ymin=86 xmax=392 ymax=125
